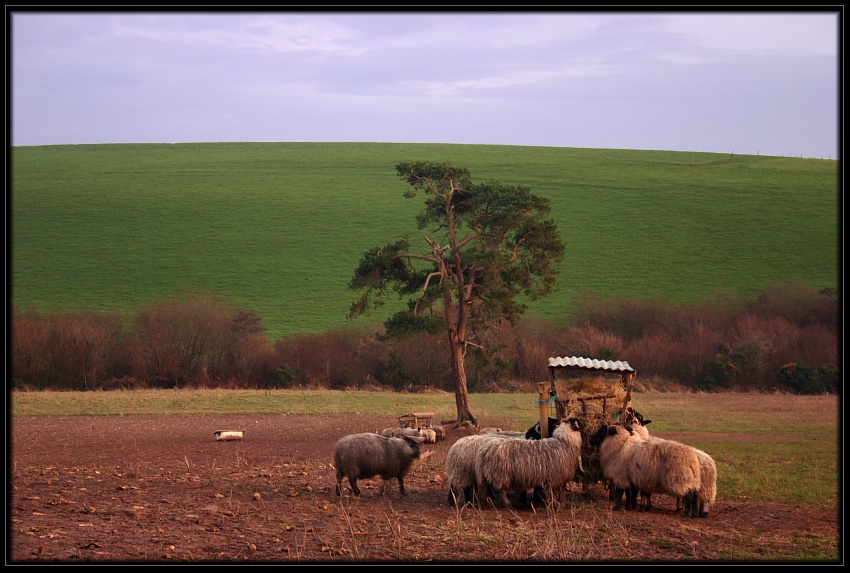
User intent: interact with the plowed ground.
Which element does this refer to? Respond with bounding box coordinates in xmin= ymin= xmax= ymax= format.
xmin=9 ymin=414 xmax=840 ymax=563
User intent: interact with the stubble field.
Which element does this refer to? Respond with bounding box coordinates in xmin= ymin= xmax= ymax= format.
xmin=9 ymin=412 xmax=840 ymax=563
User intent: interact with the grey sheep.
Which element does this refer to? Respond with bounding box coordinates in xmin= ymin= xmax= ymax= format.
xmin=333 ymin=432 xmax=425 ymax=496
xmin=591 ymin=424 xmax=701 ymax=517
xmin=431 ymin=425 xmax=446 ymax=442
xmin=475 ymin=418 xmax=584 ymax=510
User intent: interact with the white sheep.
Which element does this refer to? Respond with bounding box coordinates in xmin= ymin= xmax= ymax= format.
xmin=591 ymin=424 xmax=701 ymax=517
xmin=420 ymin=428 xmax=437 ymax=443
xmin=682 ymin=447 xmax=716 ymax=517
xmin=333 ymin=432 xmax=425 ymax=496
xmin=380 ymin=427 xmax=422 ymax=439
xmin=592 ymin=423 xmax=641 ymax=509
xmin=631 ymin=422 xmax=717 ymax=517
xmin=445 ymin=433 xmax=521 ymax=507
xmin=475 ymin=418 xmax=584 ymax=510
xmin=478 ymin=427 xmax=503 ymax=434
xmin=480 ymin=428 xmax=526 ymax=437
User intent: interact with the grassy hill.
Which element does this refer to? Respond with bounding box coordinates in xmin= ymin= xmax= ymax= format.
xmin=10 ymin=142 xmax=838 ymax=340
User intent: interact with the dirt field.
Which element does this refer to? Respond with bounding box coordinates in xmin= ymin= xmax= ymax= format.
xmin=8 ymin=414 xmax=840 ymax=563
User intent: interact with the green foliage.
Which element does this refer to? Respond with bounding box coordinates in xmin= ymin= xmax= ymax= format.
xmin=272 ymin=364 xmax=298 ymax=389
xmin=777 ymin=362 xmax=839 ymax=394
xmin=380 ymin=311 xmax=444 ymax=339
xmin=11 ymin=143 xmax=838 ymax=341
xmin=377 ymin=352 xmax=415 ymax=391
xmin=350 ymin=161 xmax=565 ymax=340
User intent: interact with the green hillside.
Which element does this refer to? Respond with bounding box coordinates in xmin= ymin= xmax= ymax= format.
xmin=10 ymin=142 xmax=839 ymax=341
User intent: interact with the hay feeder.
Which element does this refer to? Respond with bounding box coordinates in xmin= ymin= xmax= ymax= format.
xmin=537 ymin=356 xmax=637 ymax=490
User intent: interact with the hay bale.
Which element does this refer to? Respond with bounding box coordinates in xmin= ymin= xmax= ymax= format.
xmin=555 ymin=377 xmax=629 ymax=439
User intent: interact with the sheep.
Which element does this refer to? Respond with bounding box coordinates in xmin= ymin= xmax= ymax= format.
xmin=431 ymin=425 xmax=446 ymax=442
xmin=420 ymin=428 xmax=437 ymax=444
xmin=485 ymin=429 xmax=527 ymax=438
xmin=475 ymin=418 xmax=584 ymax=510
xmin=380 ymin=427 xmax=421 ymax=439
xmin=614 ymin=407 xmax=649 ymax=427
xmin=630 ymin=421 xmax=717 ymax=517
xmin=590 ymin=424 xmax=641 ymax=510
xmin=333 ymin=432 xmax=425 ymax=496
xmin=591 ymin=424 xmax=701 ymax=517
xmin=478 ymin=427 xmax=503 ymax=434
xmin=445 ymin=433 xmax=521 ymax=507
xmin=525 ymin=417 xmax=559 ymax=440
xmin=679 ymin=447 xmax=717 ymax=517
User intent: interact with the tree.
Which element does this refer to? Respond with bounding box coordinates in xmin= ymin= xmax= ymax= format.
xmin=348 ymin=162 xmax=565 ymax=427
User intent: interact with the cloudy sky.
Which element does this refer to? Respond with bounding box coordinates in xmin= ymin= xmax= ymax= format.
xmin=9 ymin=10 xmax=840 ymax=159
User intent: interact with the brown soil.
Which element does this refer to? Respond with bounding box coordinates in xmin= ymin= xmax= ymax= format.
xmin=8 ymin=414 xmax=840 ymax=563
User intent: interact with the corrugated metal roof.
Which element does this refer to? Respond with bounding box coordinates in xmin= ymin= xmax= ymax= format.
xmin=548 ymin=356 xmax=634 ymax=372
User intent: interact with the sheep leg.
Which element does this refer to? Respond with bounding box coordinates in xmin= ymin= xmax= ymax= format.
xmin=626 ymin=488 xmax=640 ymax=511
xmin=397 ymin=477 xmax=406 ymax=496
xmin=612 ymin=487 xmax=626 ymax=510
xmin=347 ymin=478 xmax=361 ymax=496
xmin=698 ymin=498 xmax=709 ymax=518
xmin=639 ymin=491 xmax=651 ymax=512
xmin=498 ymin=490 xmax=513 ymax=510
xmin=448 ymin=486 xmax=458 ymax=507
xmin=465 ymin=485 xmax=477 ymax=507
xmin=681 ymin=492 xmax=691 ymax=517
xmin=688 ymin=490 xmax=699 ymax=517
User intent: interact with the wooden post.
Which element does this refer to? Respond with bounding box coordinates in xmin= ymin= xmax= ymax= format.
xmin=621 ymin=372 xmax=634 ymax=424
xmin=537 ymin=381 xmax=551 ymax=439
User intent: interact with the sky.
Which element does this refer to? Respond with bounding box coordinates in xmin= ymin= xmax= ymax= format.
xmin=8 ymin=9 xmax=841 ymax=159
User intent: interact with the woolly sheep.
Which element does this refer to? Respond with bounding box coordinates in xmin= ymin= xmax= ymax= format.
xmin=420 ymin=428 xmax=437 ymax=444
xmin=380 ymin=427 xmax=422 ymax=439
xmin=483 ymin=429 xmax=527 ymax=438
xmin=475 ymin=418 xmax=584 ymax=510
xmin=333 ymin=432 xmax=425 ymax=496
xmin=591 ymin=424 xmax=641 ymax=509
xmin=679 ymin=447 xmax=717 ymax=517
xmin=525 ymin=417 xmax=559 ymax=440
xmin=445 ymin=433 xmax=521 ymax=507
xmin=631 ymin=422 xmax=717 ymax=517
xmin=431 ymin=425 xmax=446 ymax=442
xmin=591 ymin=424 xmax=701 ymax=517
xmin=479 ymin=427 xmax=503 ymax=435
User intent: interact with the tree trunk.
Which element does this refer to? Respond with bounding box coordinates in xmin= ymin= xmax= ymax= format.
xmin=449 ymin=331 xmax=478 ymax=428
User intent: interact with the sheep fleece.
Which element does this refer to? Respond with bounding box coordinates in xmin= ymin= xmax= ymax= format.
xmin=627 ymin=434 xmax=701 ymax=500
xmin=333 ymin=432 xmax=423 ymax=496
xmin=445 ymin=433 xmax=520 ymax=505
xmin=476 ymin=422 xmax=582 ymax=498
xmin=597 ymin=425 xmax=640 ymax=493
xmin=632 ymin=423 xmax=716 ymax=516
